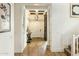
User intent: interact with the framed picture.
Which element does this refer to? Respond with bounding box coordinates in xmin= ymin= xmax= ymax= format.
xmin=0 ymin=3 xmax=11 ymax=33
xmin=70 ymin=4 xmax=79 ymax=17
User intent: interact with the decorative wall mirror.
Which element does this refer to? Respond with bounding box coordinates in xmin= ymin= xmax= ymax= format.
xmin=0 ymin=3 xmax=11 ymax=33
xmin=71 ymin=4 xmax=79 ymax=17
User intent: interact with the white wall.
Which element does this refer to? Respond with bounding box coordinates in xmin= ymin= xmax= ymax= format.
xmin=14 ymin=3 xmax=27 ymax=53
xmin=21 ymin=5 xmax=27 ymax=52
xmin=29 ymin=21 xmax=44 ymax=38
xmin=0 ymin=4 xmax=14 ymax=56
xmin=50 ymin=3 xmax=79 ymax=52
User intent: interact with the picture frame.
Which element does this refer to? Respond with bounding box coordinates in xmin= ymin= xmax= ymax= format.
xmin=70 ymin=3 xmax=79 ymax=18
xmin=0 ymin=3 xmax=11 ymax=33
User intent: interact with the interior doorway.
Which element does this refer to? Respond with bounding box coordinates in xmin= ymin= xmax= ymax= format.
xmin=22 ymin=3 xmax=51 ymax=56
xmin=26 ymin=9 xmax=47 ymax=43
xmin=24 ymin=9 xmax=48 ymax=55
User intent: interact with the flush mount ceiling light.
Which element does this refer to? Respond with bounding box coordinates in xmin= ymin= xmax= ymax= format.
xmin=33 ymin=4 xmax=39 ymax=6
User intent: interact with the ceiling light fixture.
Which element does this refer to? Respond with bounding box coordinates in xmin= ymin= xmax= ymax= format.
xmin=34 ymin=4 xmax=39 ymax=6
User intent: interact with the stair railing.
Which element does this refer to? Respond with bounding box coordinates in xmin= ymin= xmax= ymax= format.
xmin=71 ymin=35 xmax=79 ymax=56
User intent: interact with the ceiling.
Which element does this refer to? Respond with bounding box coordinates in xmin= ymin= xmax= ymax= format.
xmin=28 ymin=9 xmax=46 ymax=21
xmin=25 ymin=3 xmax=49 ymax=21
xmin=29 ymin=9 xmax=46 ymax=15
xmin=25 ymin=3 xmax=51 ymax=9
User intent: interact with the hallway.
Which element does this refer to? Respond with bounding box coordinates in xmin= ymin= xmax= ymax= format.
xmin=23 ymin=38 xmax=47 ymax=56
xmin=15 ymin=38 xmax=66 ymax=56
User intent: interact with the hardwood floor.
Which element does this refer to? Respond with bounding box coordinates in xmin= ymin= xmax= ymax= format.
xmin=15 ymin=38 xmax=66 ymax=56
xmin=45 ymin=48 xmax=66 ymax=56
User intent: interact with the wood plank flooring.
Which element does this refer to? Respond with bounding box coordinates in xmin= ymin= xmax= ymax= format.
xmin=15 ymin=38 xmax=66 ymax=56
xmin=45 ymin=48 xmax=66 ymax=56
